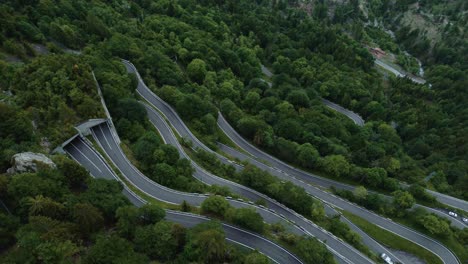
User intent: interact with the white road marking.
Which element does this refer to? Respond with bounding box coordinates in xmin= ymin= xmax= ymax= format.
xmin=69 ymin=142 xmax=102 ymax=173
xmin=99 ymin=124 xmax=112 ymax=150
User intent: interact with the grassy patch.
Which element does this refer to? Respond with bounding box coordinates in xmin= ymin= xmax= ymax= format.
xmin=216 ymin=125 xmax=241 ymax=150
xmin=395 ymin=217 xmax=467 ymax=263
xmin=120 ymin=142 xmax=140 ymax=167
xmin=342 ymin=211 xmax=443 ymax=264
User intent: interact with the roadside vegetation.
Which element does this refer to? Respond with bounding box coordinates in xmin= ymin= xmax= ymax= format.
xmin=190 ymin=147 xmax=375 ymax=259
xmin=0 ymin=0 xmax=466 ymax=263
xmin=0 ymin=159 xmax=274 ymax=263
xmin=2 ymin=0 xmax=465 ymax=201
xmin=334 ymin=186 xmax=468 ymax=261
xmin=343 ymin=211 xmax=443 ymax=264
xmin=200 ymin=195 xmax=336 ymax=264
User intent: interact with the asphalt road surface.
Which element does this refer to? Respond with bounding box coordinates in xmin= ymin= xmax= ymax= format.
xmin=122 ymin=61 xmax=376 ymax=264
xmin=123 ymin=60 xmax=462 ymax=264
xmin=321 ymin=99 xmax=365 ymax=126
xmin=142 ymin=102 xmax=380 ymax=264
xmin=217 ymin=113 xmax=460 ymax=264
xmin=63 ymin=136 xmax=302 ymax=264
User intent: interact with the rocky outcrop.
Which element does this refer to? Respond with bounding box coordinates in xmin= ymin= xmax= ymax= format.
xmin=7 ymin=152 xmax=56 ymax=174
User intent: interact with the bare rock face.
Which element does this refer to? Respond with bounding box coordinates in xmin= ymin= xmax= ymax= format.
xmin=7 ymin=152 xmax=56 ymax=174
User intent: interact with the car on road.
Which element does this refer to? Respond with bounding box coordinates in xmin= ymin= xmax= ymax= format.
xmin=448 ymin=211 xmax=458 ymax=217
xmin=381 ymin=253 xmax=394 ymax=264
xmin=462 ymin=217 xmax=468 ymax=223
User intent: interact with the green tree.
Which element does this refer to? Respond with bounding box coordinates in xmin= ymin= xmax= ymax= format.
xmin=187 ymin=59 xmax=207 ymax=83
xmin=138 ymin=203 xmax=165 ymax=225
xmin=134 ymin=221 xmax=180 ymax=260
xmin=296 ymin=237 xmax=335 ymax=264
xmin=239 ymin=165 xmax=275 ymax=194
xmin=113 ymin=98 xmax=147 ymax=124
xmin=245 ymin=251 xmax=270 ymax=264
xmin=81 ymin=179 xmax=129 ymax=220
xmin=297 ymin=143 xmax=320 ymax=169
xmin=311 ymin=203 xmax=326 ymax=221
xmin=392 ymin=190 xmax=415 ymax=210
xmin=176 ymin=94 xmax=216 ymax=120
xmin=8 ymin=173 xmax=66 ymax=202
xmin=160 ymin=144 xmax=180 ymax=165
xmin=73 ymin=203 xmax=104 ymax=236
xmin=27 ymin=195 xmax=65 ymax=219
xmin=84 ymin=235 xmax=148 ymax=264
xmin=286 ymin=90 xmax=310 ymax=109
xmin=226 ymin=208 xmax=264 ymax=234
xmin=0 ymin=104 xmax=33 ymax=145
xmin=35 ymin=239 xmax=80 ymax=264
xmin=275 ymin=119 xmax=303 ymax=142
xmin=237 ymin=117 xmax=267 ymax=139
xmin=455 ymin=228 xmax=468 ymax=245
xmin=181 ymin=200 xmax=191 ymax=212
xmin=85 ymin=13 xmax=110 ymax=39
xmin=201 ymin=196 xmax=230 ymax=217
xmin=200 ymin=113 xmax=217 ymax=135
xmin=115 ymin=206 xmax=139 ymax=239
xmin=116 ymin=118 xmax=144 ymax=142
xmin=321 ymin=155 xmax=351 ymax=178
xmin=363 ymin=167 xmax=386 ymax=188
xmin=0 ymin=213 xmax=20 ymax=249
xmin=153 ymin=163 xmax=177 ymax=186
xmin=243 ymin=91 xmax=261 ymax=112
xmin=56 ymin=158 xmax=89 ymax=189
xmin=330 ymin=217 xmax=362 ymax=247
xmin=184 ymin=221 xmax=226 ymax=263
xmin=408 ymin=184 xmax=436 ymax=203
xmin=0 ymin=175 xmax=8 ymax=198
xmin=353 ymin=186 xmax=368 ymax=200
xmin=132 ymin=131 xmax=161 ymax=165
xmin=419 ymin=214 xmax=451 ymax=237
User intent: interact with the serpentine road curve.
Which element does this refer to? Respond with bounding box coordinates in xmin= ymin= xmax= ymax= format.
xmin=122 ymin=60 xmax=461 ymax=264
xmin=92 ymin=120 xmax=376 ymax=264
xmin=321 ymin=99 xmax=365 ymax=126
xmin=63 ymin=136 xmax=302 ymax=264
xmin=122 ymin=61 xmax=376 ymax=264
xmin=258 ymin=64 xmax=466 ymax=213
xmin=216 ymin=113 xmax=460 ymax=264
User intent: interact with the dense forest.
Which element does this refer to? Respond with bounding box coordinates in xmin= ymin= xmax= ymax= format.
xmin=0 ymin=159 xmax=278 ymax=263
xmin=0 ymin=0 xmax=467 ymax=262
xmin=0 ymin=0 xmax=466 ymax=198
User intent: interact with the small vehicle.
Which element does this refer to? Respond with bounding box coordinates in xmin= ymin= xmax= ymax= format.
xmin=380 ymin=253 xmax=394 ymax=264
xmin=462 ymin=217 xmax=468 ymax=223
xmin=448 ymin=211 xmax=458 ymax=217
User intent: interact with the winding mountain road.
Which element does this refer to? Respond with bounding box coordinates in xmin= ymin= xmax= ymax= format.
xmin=63 ymin=136 xmax=302 ymax=264
xmin=125 ymin=60 xmax=415 ymax=264
xmin=143 ymin=101 xmax=385 ymax=264
xmin=122 ymin=60 xmax=463 ymax=264
xmin=90 ymin=118 xmax=374 ymax=263
xmin=321 ymin=99 xmax=365 ymax=126
xmin=216 ymin=113 xmax=460 ymax=264
xmin=122 ymin=60 xmax=377 ymax=264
